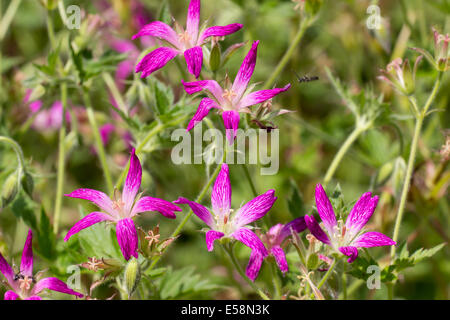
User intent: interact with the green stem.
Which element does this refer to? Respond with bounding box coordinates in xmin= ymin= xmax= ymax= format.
xmin=263 ymin=18 xmax=310 ymax=90
xmin=342 ymin=263 xmax=347 ymax=300
xmin=102 ymin=72 xmax=128 ymax=115
xmin=317 ymin=258 xmax=337 ymax=290
xmin=241 ymin=164 xmax=257 ymax=197
xmin=82 ymin=89 xmax=114 ymax=195
xmin=0 ymin=0 xmax=21 ymax=41
xmin=271 ymin=261 xmax=282 ymax=300
xmin=0 ymin=136 xmax=26 ymax=169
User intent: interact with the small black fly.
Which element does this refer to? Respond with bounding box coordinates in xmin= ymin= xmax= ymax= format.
xmin=13 ymin=271 xmax=36 ymax=283
xmin=293 ymin=70 xmax=319 ymax=83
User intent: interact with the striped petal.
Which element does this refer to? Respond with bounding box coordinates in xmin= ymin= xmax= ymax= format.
xmin=4 ymin=291 xmax=19 ymax=300
xmin=135 ymin=47 xmax=179 ymax=78
xmin=186 ymin=98 xmax=219 ymax=131
xmin=345 ymin=192 xmax=379 ymax=237
xmin=0 ymin=253 xmax=14 ymax=287
xmin=186 ymin=0 xmax=200 ymax=43
xmin=279 ymin=216 xmax=307 ymax=241
xmin=65 ymin=188 xmax=117 ymax=217
xmin=198 ymin=24 xmax=243 ymax=44
xmin=173 ymin=197 xmax=215 ymax=228
xmin=116 ymin=218 xmax=139 ymax=261
xmin=304 ymin=214 xmax=331 ymax=245
xmin=238 ymin=84 xmax=291 ymax=109
xmin=64 ymin=212 xmax=114 ymax=242
xmin=231 ymin=227 xmax=268 ymax=256
xmin=184 ymin=46 xmax=203 ymax=78
xmin=233 ymin=190 xmax=277 ymax=228
xmin=222 ymin=110 xmax=240 ymax=144
xmin=339 ymin=246 xmax=359 ymax=263
xmin=245 ymin=250 xmax=264 ymax=282
xmin=20 ymin=230 xmax=34 ymax=277
xmin=231 ymin=40 xmax=259 ymax=101
xmin=182 ymin=79 xmax=225 ymax=104
xmin=211 ymin=163 xmax=231 ymax=219
xmin=271 ymin=246 xmax=288 ymax=274
xmin=352 ymin=232 xmax=396 ymax=248
xmin=122 ymin=149 xmax=142 ymax=213
xmin=131 ymin=196 xmax=181 ymax=219
xmin=132 ymin=21 xmax=180 ymax=48
xmin=32 ymin=277 xmax=84 ymax=298
xmin=314 ymin=184 xmax=337 ymax=236
xmin=205 ymin=230 xmax=225 ymax=251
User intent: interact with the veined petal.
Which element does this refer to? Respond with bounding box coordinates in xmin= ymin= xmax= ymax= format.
xmin=131 ymin=196 xmax=181 ymax=219
xmin=186 ymin=98 xmax=219 ymax=131
xmin=122 ymin=149 xmax=142 ymax=213
xmin=345 ymin=193 xmax=379 ymax=236
xmin=339 ymin=246 xmax=359 ymax=263
xmin=26 ymin=296 xmax=42 ymax=300
xmin=352 ymin=232 xmax=396 ymax=248
xmin=233 ymin=190 xmax=277 ymax=228
xmin=186 ymin=0 xmax=200 ymax=43
xmin=32 ymin=277 xmax=83 ymax=298
xmin=184 ymin=46 xmax=203 ymax=78
xmin=198 ymin=24 xmax=244 ymax=45
xmin=304 ymin=215 xmax=331 ymax=245
xmin=315 ymin=184 xmax=337 ymax=236
xmin=231 ymin=227 xmax=268 ymax=256
xmin=20 ymin=230 xmax=34 ymax=277
xmin=64 ymin=212 xmax=114 ymax=242
xmin=238 ymin=84 xmax=291 ymax=109
xmin=116 ymin=218 xmax=139 ymax=261
xmin=211 ymin=163 xmax=232 ymax=218
xmin=182 ymin=79 xmax=225 ymax=104
xmin=271 ymin=246 xmax=288 ymax=274
xmin=132 ymin=21 xmax=180 ymax=48
xmin=173 ymin=197 xmax=215 ymax=228
xmin=205 ymin=230 xmax=224 ymax=251
xmin=135 ymin=47 xmax=179 ymax=78
xmin=232 ymin=40 xmax=259 ymax=101
xmin=65 ymin=188 xmax=116 ymax=217
xmin=0 ymin=252 xmax=14 ymax=287
xmin=279 ymin=216 xmax=307 ymax=241
xmin=245 ymin=250 xmax=264 ymax=282
xmin=4 ymin=291 xmax=19 ymax=300
xmin=222 ymin=110 xmax=240 ymax=144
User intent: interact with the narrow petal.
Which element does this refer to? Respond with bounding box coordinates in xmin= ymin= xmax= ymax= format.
xmin=64 ymin=212 xmax=114 ymax=242
xmin=211 ymin=163 xmax=231 ymax=218
xmin=205 ymin=230 xmax=224 ymax=251
xmin=345 ymin=193 xmax=379 ymax=236
xmin=65 ymin=188 xmax=116 ymax=217
xmin=20 ymin=230 xmax=33 ymax=277
xmin=186 ymin=98 xmax=219 ymax=131
xmin=26 ymin=296 xmax=42 ymax=300
xmin=132 ymin=21 xmax=180 ymax=48
xmin=198 ymin=24 xmax=244 ymax=44
xmin=231 ymin=40 xmax=259 ymax=101
xmin=245 ymin=250 xmax=264 ymax=282
xmin=0 ymin=252 xmax=14 ymax=286
xmin=304 ymin=215 xmax=331 ymax=245
xmin=231 ymin=227 xmax=268 ymax=256
xmin=233 ymin=190 xmax=277 ymax=228
xmin=4 ymin=291 xmax=19 ymax=300
xmin=182 ymin=79 xmax=225 ymax=104
xmin=116 ymin=218 xmax=139 ymax=261
xmin=339 ymin=246 xmax=359 ymax=263
xmin=279 ymin=216 xmax=307 ymax=241
xmin=135 ymin=47 xmax=179 ymax=78
xmin=186 ymin=0 xmax=200 ymax=43
xmin=238 ymin=84 xmax=291 ymax=109
xmin=222 ymin=110 xmax=240 ymax=144
xmin=184 ymin=46 xmax=203 ymax=78
xmin=32 ymin=277 xmax=84 ymax=298
xmin=173 ymin=197 xmax=215 ymax=228
xmin=122 ymin=149 xmax=142 ymax=213
xmin=271 ymin=246 xmax=288 ymax=274
xmin=352 ymin=232 xmax=396 ymax=248
xmin=131 ymin=196 xmax=181 ymax=219
xmin=314 ymin=184 xmax=337 ymax=236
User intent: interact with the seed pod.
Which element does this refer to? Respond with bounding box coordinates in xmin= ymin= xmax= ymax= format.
xmin=2 ymin=171 xmax=19 ymax=208
xmin=124 ymin=257 xmax=141 ymax=298
xmin=307 ymin=253 xmax=320 ymax=270
xmin=209 ymin=44 xmax=221 ymax=72
xmin=21 ymin=171 xmax=34 ymax=199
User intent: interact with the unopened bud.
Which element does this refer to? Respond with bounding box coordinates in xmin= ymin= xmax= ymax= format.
xmin=2 ymin=171 xmax=19 ymax=208
xmin=209 ymin=44 xmax=221 ymax=72
xmin=124 ymin=257 xmax=141 ymax=298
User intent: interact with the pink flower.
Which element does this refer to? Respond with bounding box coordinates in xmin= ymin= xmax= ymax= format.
xmin=64 ymin=149 xmax=182 ymax=261
xmin=132 ymin=0 xmax=243 ymax=78
xmin=182 ymin=41 xmax=291 ymax=142
xmin=174 ymin=163 xmax=277 ymax=281
xmin=0 ymin=230 xmax=83 ymax=300
xmin=305 ymin=184 xmax=396 ymax=263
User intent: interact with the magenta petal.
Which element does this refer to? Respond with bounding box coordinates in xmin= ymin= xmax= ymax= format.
xmin=32 ymin=277 xmax=84 ymax=298
xmin=187 ymin=98 xmax=219 ymax=131
xmin=238 ymin=84 xmax=291 ymax=109
xmin=65 ymin=188 xmax=116 ymax=217
xmin=205 ymin=230 xmax=225 ymax=251
xmin=173 ymin=197 xmax=215 ymax=228
xmin=181 ymin=79 xmax=225 ymax=104
xmin=231 ymin=228 xmax=268 ymax=256
xmin=0 ymin=252 xmax=14 ymax=287
xmin=211 ymin=163 xmax=231 ymax=218
xmin=135 ymin=47 xmax=179 ymax=78
xmin=131 ymin=196 xmax=181 ymax=219
xmin=271 ymin=246 xmax=288 ymax=274
xmin=20 ymin=230 xmax=34 ymax=277
xmin=245 ymin=250 xmax=265 ymax=282
xmin=345 ymin=193 xmax=379 ymax=236
xmin=64 ymin=212 xmax=113 ymax=242
xmin=132 ymin=21 xmax=180 ymax=47
xmin=26 ymin=296 xmax=42 ymax=300
xmin=122 ymin=149 xmax=142 ymax=212
xmin=304 ymin=215 xmax=331 ymax=245
xmin=4 ymin=291 xmax=19 ymax=300
xmin=222 ymin=110 xmax=240 ymax=144
xmin=339 ymin=246 xmax=359 ymax=263
xmin=186 ymin=0 xmax=200 ymax=43
xmin=279 ymin=216 xmax=307 ymax=241
xmin=314 ymin=184 xmax=337 ymax=236
xmin=232 ymin=40 xmax=259 ymax=100
xmin=184 ymin=46 xmax=203 ymax=78
xmin=198 ymin=24 xmax=244 ymax=44
xmin=116 ymin=218 xmax=139 ymax=261
xmin=234 ymin=190 xmax=277 ymax=228
xmin=352 ymin=232 xmax=396 ymax=248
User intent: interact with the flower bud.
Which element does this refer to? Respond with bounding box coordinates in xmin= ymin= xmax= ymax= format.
xmin=2 ymin=171 xmax=19 ymax=208
xmin=209 ymin=43 xmax=221 ymax=72
xmin=391 ymin=157 xmax=406 ymax=199
xmin=411 ymin=28 xmax=449 ymax=72
xmin=124 ymin=257 xmax=141 ymax=298
xmin=378 ymin=57 xmax=421 ymax=96
xmin=306 ymin=253 xmax=320 ymax=270
xmin=21 ymin=171 xmax=34 ymax=198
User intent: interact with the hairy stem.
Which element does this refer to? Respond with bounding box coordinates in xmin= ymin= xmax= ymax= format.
xmin=271 ymin=261 xmax=282 ymax=300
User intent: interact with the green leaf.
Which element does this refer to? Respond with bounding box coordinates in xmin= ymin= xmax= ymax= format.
xmin=36 ymin=206 xmax=56 ymax=260
xmin=11 ymin=193 xmax=37 ymax=230
xmin=287 ymin=179 xmax=306 ymax=217
xmin=348 ymin=256 xmax=379 ymax=281
xmin=152 ymin=78 xmax=174 ymax=115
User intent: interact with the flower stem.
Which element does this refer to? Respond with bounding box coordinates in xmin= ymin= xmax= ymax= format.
xmin=102 ymin=72 xmax=128 ymax=115
xmin=0 ymin=0 xmax=21 ymax=41
xmin=270 ymin=261 xmax=282 ymax=300
xmin=317 ymin=258 xmax=337 ymax=290
xmin=263 ymin=17 xmax=310 ymax=90
xmin=241 ymin=164 xmax=257 ymax=197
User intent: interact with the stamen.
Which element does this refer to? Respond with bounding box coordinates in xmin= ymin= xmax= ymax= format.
xmin=222 ymin=89 xmax=237 ymax=101
xmin=19 ymin=276 xmax=33 ymax=291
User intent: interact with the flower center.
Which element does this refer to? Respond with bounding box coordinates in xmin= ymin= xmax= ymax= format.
xmin=19 ymin=276 xmax=33 ymax=291
xmin=222 ymin=89 xmax=237 ymax=101
xmin=178 ymin=31 xmax=193 ymax=49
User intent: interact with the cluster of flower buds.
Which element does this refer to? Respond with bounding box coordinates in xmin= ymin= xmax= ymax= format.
xmin=412 ymin=28 xmax=449 ymax=72
xmin=137 ymin=226 xmax=178 ymax=259
xmin=378 ymin=56 xmax=422 ymax=96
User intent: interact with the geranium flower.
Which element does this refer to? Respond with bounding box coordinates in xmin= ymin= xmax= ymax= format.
xmin=182 ymin=40 xmax=291 ymax=142
xmin=304 ymin=184 xmax=396 ymax=263
xmin=132 ymin=0 xmax=243 ymax=78
xmin=0 ymin=230 xmax=83 ymax=300
xmin=64 ymin=149 xmax=182 ymax=261
xmin=174 ymin=163 xmax=277 ymax=280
